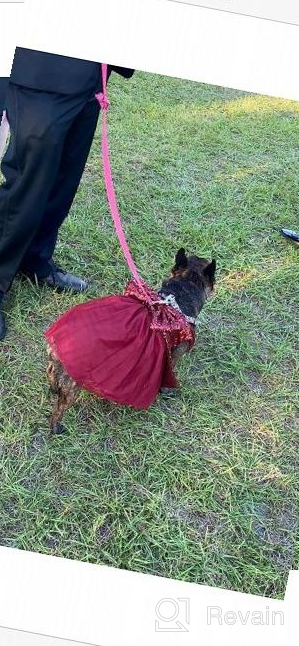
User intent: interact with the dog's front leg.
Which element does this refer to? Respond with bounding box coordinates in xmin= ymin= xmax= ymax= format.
xmin=171 ymin=341 xmax=189 ymax=366
xmin=160 ymin=341 xmax=189 ymax=396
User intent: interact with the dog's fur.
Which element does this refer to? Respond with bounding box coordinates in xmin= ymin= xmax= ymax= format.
xmin=46 ymin=249 xmax=216 ymax=434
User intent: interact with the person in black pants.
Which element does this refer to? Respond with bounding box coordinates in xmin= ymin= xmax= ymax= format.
xmin=0 ymin=48 xmax=134 ymax=340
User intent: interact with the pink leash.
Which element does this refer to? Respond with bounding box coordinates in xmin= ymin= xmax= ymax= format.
xmin=95 ymin=64 xmax=144 ymax=290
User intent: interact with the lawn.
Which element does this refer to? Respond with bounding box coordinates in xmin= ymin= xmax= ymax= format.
xmin=0 ymin=71 xmax=298 ymax=600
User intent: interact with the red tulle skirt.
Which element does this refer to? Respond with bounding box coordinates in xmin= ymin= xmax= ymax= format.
xmin=45 ymin=280 xmax=195 ymax=410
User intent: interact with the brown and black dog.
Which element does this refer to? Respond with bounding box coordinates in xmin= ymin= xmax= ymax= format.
xmin=46 ymin=249 xmax=216 ymax=433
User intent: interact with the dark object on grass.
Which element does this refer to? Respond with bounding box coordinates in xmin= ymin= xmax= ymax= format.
xmin=21 ymin=260 xmax=88 ymax=294
xmin=280 ymin=228 xmax=299 ymax=244
xmin=45 ymin=249 xmax=216 ymax=434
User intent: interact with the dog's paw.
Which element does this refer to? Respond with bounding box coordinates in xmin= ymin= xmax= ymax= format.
xmin=50 ymin=422 xmax=66 ymax=436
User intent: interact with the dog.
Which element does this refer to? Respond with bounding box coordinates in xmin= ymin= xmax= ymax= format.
xmin=46 ymin=249 xmax=216 ymax=434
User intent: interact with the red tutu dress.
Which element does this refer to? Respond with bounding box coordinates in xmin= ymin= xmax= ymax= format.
xmin=45 ymin=279 xmax=195 ymax=409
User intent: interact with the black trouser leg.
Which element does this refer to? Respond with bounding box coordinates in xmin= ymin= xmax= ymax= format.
xmin=0 ymin=83 xmax=97 ymax=293
xmin=19 ymin=95 xmax=100 ymax=278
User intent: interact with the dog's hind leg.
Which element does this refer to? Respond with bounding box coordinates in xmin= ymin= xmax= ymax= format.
xmin=49 ymin=390 xmax=71 ymax=435
xmin=46 ymin=346 xmax=80 ymax=434
xmin=49 ymin=380 xmax=80 ymax=435
xmin=46 ymin=355 xmax=59 ymax=395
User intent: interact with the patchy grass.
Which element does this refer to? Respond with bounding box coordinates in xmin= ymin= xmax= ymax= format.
xmin=1 ymin=73 xmax=299 ymax=599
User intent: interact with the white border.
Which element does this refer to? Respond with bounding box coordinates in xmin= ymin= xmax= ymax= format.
xmin=0 ymin=3 xmax=24 ymax=76
xmin=161 ymin=0 xmax=299 ymax=27
xmin=0 ymin=547 xmax=295 ymax=646
xmin=11 ymin=0 xmax=299 ymax=101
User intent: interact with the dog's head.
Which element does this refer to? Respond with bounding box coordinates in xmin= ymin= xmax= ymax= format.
xmin=171 ymin=247 xmax=216 ymax=298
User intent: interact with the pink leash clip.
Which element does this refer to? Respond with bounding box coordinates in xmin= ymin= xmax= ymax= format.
xmin=95 ymin=92 xmax=110 ymax=111
xmin=95 ymin=62 xmax=110 ymax=111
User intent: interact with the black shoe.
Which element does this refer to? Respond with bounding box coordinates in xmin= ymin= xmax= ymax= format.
xmin=280 ymin=228 xmax=299 ymax=244
xmin=0 ymin=311 xmax=6 ymax=341
xmin=23 ymin=261 xmax=88 ymax=294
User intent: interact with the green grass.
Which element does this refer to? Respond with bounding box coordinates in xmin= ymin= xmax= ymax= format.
xmin=1 ymin=72 xmax=299 ymax=599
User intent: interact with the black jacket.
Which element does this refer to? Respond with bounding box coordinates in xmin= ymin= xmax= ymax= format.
xmin=1 ymin=47 xmax=135 ymax=109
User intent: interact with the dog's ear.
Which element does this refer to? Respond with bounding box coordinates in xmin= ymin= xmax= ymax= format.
xmin=204 ymin=259 xmax=216 ymax=282
xmin=174 ymin=248 xmax=188 ymax=270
